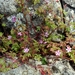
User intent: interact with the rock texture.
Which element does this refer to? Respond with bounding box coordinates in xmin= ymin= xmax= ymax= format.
xmin=51 ymin=59 xmax=75 ymax=75
xmin=0 ymin=0 xmax=17 ymax=14
xmin=0 ymin=56 xmax=75 ymax=75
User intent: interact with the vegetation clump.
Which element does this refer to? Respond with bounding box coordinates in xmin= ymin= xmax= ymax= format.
xmin=0 ymin=0 xmax=75 ymax=72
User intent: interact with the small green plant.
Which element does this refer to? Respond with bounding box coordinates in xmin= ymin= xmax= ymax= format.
xmin=0 ymin=14 xmax=4 ymax=19
xmin=0 ymin=0 xmax=75 ymax=72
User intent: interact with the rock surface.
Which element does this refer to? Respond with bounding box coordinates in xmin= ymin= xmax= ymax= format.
xmin=0 ymin=56 xmax=75 ymax=75
xmin=0 ymin=0 xmax=17 ymax=14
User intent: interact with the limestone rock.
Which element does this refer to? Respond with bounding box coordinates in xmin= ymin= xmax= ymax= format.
xmin=51 ymin=59 xmax=75 ymax=75
xmin=1 ymin=56 xmax=75 ymax=75
xmin=0 ymin=0 xmax=17 ymax=14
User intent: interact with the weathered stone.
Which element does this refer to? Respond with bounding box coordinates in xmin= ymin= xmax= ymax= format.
xmin=51 ymin=59 xmax=75 ymax=75
xmin=1 ymin=56 xmax=75 ymax=75
xmin=0 ymin=0 xmax=17 ymax=14
xmin=35 ymin=60 xmax=42 ymax=66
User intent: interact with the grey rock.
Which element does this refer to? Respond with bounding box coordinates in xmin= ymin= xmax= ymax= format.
xmin=51 ymin=59 xmax=75 ymax=75
xmin=0 ymin=56 xmax=75 ymax=75
xmin=35 ymin=60 xmax=42 ymax=66
xmin=64 ymin=0 xmax=75 ymax=6
xmin=0 ymin=0 xmax=17 ymax=14
xmin=0 ymin=73 xmax=5 ymax=75
xmin=0 ymin=64 xmax=41 ymax=75
xmin=0 ymin=12 xmax=26 ymax=32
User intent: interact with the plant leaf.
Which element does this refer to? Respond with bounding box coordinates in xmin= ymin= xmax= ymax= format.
xmin=0 ymin=32 xmax=3 ymax=37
